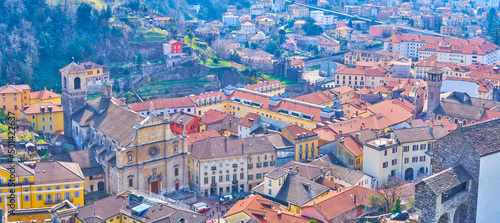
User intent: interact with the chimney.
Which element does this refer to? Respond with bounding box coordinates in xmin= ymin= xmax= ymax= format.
xmin=457 ymin=121 xmax=463 ymax=129
xmin=339 ymin=130 xmax=343 ymax=137
xmin=340 ymin=137 xmax=345 ymax=144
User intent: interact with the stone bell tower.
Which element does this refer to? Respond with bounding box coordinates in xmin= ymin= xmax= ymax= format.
xmin=426 ymin=67 xmax=443 ymax=120
xmin=60 ymin=62 xmax=87 ymax=137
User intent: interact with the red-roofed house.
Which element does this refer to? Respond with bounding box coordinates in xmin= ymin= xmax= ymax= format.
xmin=335 ymin=135 xmax=364 ymax=170
xmin=0 ymin=84 xmax=31 ymax=118
xmin=282 ymin=125 xmax=319 ymax=161
xmin=318 ymin=40 xmax=340 ymax=54
xmin=238 ymin=113 xmax=261 ymax=138
xmin=301 ymin=185 xmax=377 ymax=223
xmin=335 ymin=66 xmax=387 ymax=88
xmin=224 ymin=194 xmax=313 ymax=223
xmin=20 ymin=102 xmax=64 ymax=133
xmin=30 ymin=89 xmax=61 ymax=104
xmin=163 ymin=40 xmax=183 ymax=58
xmin=169 ymin=111 xmax=201 ymax=135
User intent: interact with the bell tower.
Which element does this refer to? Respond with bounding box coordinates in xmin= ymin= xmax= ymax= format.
xmin=426 ymin=67 xmax=443 ymax=120
xmin=60 ymin=62 xmax=87 ymax=137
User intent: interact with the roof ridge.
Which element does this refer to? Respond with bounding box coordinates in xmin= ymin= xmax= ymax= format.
xmin=56 ymin=161 xmax=85 ymax=180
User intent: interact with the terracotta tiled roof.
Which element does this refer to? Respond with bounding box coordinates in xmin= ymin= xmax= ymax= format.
xmin=284 ymin=125 xmax=318 ymax=140
xmin=329 ymin=86 xmax=354 ymax=95
xmin=335 ymin=66 xmax=386 ymax=77
xmin=238 ymin=112 xmax=261 ymax=127
xmin=0 ymin=84 xmax=30 ymax=94
xmin=22 ymin=102 xmax=63 ymax=114
xmin=199 ymin=109 xmax=229 ymax=125
xmin=189 ymin=136 xmax=275 ymax=160
xmin=187 ymin=130 xmax=220 ymax=145
xmin=301 ymin=185 xmax=377 ymax=220
xmin=224 ymin=195 xmax=311 ymax=223
xmin=30 ymin=89 xmax=61 ymax=100
xmin=293 ymin=91 xmax=333 ymax=105
xmin=34 ymin=161 xmax=85 ymax=184
xmin=339 ymin=135 xmax=363 ymax=157
xmin=386 ymin=33 xmax=500 ymax=55
xmin=128 ymin=97 xmax=194 ymax=111
xmin=313 ymin=126 xmax=338 ymax=142
xmin=318 ymin=40 xmax=339 ymax=46
xmin=479 ymin=109 xmax=500 ymax=122
xmin=430 ymin=119 xmax=457 ymax=132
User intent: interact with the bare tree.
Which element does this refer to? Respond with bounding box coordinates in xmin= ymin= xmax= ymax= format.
xmin=212 ymin=39 xmax=230 ymax=60
xmin=368 ymin=177 xmax=405 ymax=213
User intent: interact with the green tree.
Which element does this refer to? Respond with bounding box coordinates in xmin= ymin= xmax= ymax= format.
xmin=137 ymin=53 xmax=144 ymax=64
xmin=77 ymin=3 xmax=93 ymax=30
xmin=123 ymin=67 xmax=131 ymax=76
xmin=313 ymin=45 xmax=319 ymax=56
xmin=347 ymin=20 xmax=353 ymax=28
xmin=278 ymin=29 xmax=286 ymax=44
xmin=274 ymin=49 xmax=282 ymax=59
xmin=285 ymin=19 xmax=296 ymax=29
xmin=309 ymin=220 xmax=318 ymax=223
xmin=264 ymin=41 xmax=279 ymax=54
xmin=391 ymin=196 xmax=401 ymax=213
xmin=355 ymin=23 xmax=361 ymax=30
xmin=250 ymin=42 xmax=260 ymax=50
xmin=0 ymin=108 xmax=8 ymax=124
xmin=487 ymin=8 xmax=498 ymax=34
xmin=106 ymin=5 xmax=113 ymax=19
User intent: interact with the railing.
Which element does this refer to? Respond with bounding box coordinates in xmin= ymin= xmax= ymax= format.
xmin=232 ymin=180 xmax=238 ymax=184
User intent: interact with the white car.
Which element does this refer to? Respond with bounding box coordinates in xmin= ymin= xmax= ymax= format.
xmin=219 ymin=195 xmax=233 ymax=202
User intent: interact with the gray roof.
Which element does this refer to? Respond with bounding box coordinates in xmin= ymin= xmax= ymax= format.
xmin=347 ymin=129 xmax=377 ymax=144
xmin=265 ymin=133 xmax=294 ymax=149
xmin=59 ymin=62 xmax=87 ymax=75
xmin=264 ymin=167 xmax=290 ymax=180
xmin=170 ymin=112 xmax=196 ymax=125
xmin=434 ymin=101 xmax=484 ymax=121
xmin=188 ymin=136 xmax=275 ymax=160
xmin=281 ymin=161 xmax=327 ymax=181
xmin=443 ymin=118 xmax=500 ymax=157
xmin=310 ymin=156 xmax=372 ymax=185
xmin=394 ymin=126 xmax=449 ymax=143
xmin=421 ymin=165 xmax=471 ymax=195
xmin=442 ymin=91 xmax=500 ymax=110
xmin=72 ymin=98 xmax=142 ymax=146
xmin=253 ymin=171 xmax=330 ymax=206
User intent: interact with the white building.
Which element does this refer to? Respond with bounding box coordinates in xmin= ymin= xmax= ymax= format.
xmin=250 ymin=5 xmax=265 ymax=16
xmin=322 ymin=14 xmax=336 ymax=26
xmin=222 ymin=12 xmax=239 ymax=27
xmin=363 ymin=126 xmax=448 ymax=187
xmin=240 ymin=22 xmax=256 ymax=34
xmin=383 ymin=33 xmax=500 ymax=65
xmin=272 ymin=0 xmax=286 ymax=12
xmin=310 ymin=10 xmax=324 ymax=22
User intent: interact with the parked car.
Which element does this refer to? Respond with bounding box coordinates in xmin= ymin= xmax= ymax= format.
xmin=390 ymin=211 xmax=409 ymax=221
xmin=193 ymin=202 xmax=210 ymax=213
xmin=220 ymin=195 xmax=233 ymax=202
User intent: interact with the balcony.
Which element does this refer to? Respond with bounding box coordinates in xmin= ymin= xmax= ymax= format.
xmin=211 ymin=166 xmax=216 ymax=170
xmin=211 ymin=182 xmax=217 ymax=187
xmin=232 ymin=180 xmax=238 ymax=184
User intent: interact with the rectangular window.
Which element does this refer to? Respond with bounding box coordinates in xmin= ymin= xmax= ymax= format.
xmin=392 ymin=159 xmax=397 ymax=165
xmin=420 ymin=156 xmax=426 ymax=162
xmin=256 ymin=173 xmax=262 ymax=179
xmin=256 ymin=163 xmax=262 ymax=168
xmin=428 ymin=143 xmax=433 ymax=151
xmin=263 ymin=162 xmax=268 ymax=167
xmin=49 ymin=117 xmax=53 ymax=121
xmin=348 ymin=159 xmax=354 ymax=165
xmin=46 ymin=186 xmax=52 ymax=190
xmin=383 ymin=162 xmax=388 ymax=168
xmin=240 ymin=173 xmax=244 ymax=180
xmin=248 ymin=164 xmax=253 ymax=169
xmin=420 ymin=144 xmax=426 ymax=150
xmin=384 ymin=150 xmax=387 ymax=156
xmin=270 ymin=161 xmax=275 ymax=166
xmin=412 ymin=157 xmax=418 ymax=163
xmin=226 ymin=175 xmax=229 ymax=181
xmin=204 ymin=177 xmax=208 ymax=184
xmin=413 ymin=145 xmax=418 ymax=151
xmin=24 ymin=195 xmax=30 ymax=201
xmin=37 ymin=195 xmax=43 ymax=201
xmin=404 ymin=158 xmax=409 ymax=164
xmin=392 ymin=147 xmax=397 ymax=153
xmin=129 ymin=179 xmax=133 ymax=187
xmin=248 ymin=174 xmax=253 ymax=180
xmin=404 ymin=146 xmax=409 ymax=152
xmin=74 ymin=191 xmax=80 ymax=198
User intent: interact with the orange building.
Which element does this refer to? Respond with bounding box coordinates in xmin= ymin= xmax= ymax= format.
xmin=0 ymin=84 xmax=31 ymax=117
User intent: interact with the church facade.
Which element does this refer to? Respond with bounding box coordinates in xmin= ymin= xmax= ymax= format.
xmin=60 ymin=62 xmax=189 ymax=195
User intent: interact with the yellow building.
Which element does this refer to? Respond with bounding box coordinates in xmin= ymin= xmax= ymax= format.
xmin=5 ymin=200 xmax=78 ymax=223
xmin=344 ymin=50 xmax=383 ymax=65
xmin=281 ymin=125 xmax=319 ymax=161
xmin=30 ymin=88 xmax=61 ymax=104
xmin=333 ymin=26 xmax=353 ymax=40
xmin=0 ymin=161 xmax=84 ymax=213
xmin=334 ymin=135 xmax=364 ymax=170
xmin=79 ymin=61 xmax=110 ymax=94
xmin=0 ymin=84 xmax=31 ymax=118
xmin=20 ymin=102 xmax=64 ymax=133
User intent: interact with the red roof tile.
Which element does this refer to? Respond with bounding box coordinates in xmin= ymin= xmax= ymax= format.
xmin=199 ymin=109 xmax=229 ymax=125
xmin=339 ymin=135 xmax=363 ymax=157
xmin=187 ymin=130 xmax=220 ymax=145
xmin=284 ymin=125 xmax=318 ymax=140
xmin=293 ymin=91 xmax=333 ymax=105
xmin=301 ymin=185 xmax=377 ymax=221
xmin=0 ymin=84 xmax=30 ymax=94
xmin=22 ymin=102 xmax=63 ymax=114
xmin=238 ymin=112 xmax=261 ymax=127
xmin=30 ymin=89 xmax=61 ymax=100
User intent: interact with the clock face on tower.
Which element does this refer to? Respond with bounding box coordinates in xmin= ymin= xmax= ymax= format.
xmin=430 ymin=92 xmax=434 ymax=97
xmin=148 ymin=146 xmax=159 ymax=159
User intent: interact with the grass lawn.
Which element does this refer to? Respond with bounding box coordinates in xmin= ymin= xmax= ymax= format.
xmin=200 ymin=59 xmax=232 ymax=69
xmin=230 ymin=62 xmax=246 ymax=71
xmin=136 ymin=77 xmax=210 ymax=96
xmin=131 ymin=28 xmax=168 ymax=43
xmin=261 ymin=73 xmax=300 ymax=86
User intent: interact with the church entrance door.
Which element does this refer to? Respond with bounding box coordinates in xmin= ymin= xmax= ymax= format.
xmin=151 ymin=180 xmax=159 ymax=194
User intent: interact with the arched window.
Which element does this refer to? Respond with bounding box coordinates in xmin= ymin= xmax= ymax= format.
xmin=74 ymin=77 xmax=81 ymax=90
xmin=127 ymin=151 xmax=133 ymax=164
xmin=463 ymin=120 xmax=467 ymax=125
